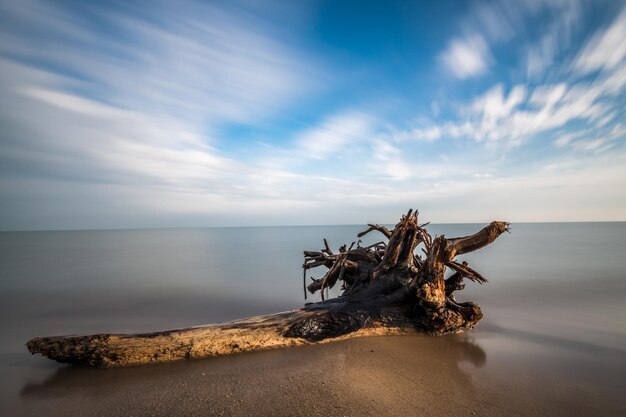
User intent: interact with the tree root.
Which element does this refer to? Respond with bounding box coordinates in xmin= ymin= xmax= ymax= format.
xmin=26 ymin=209 xmax=508 ymax=367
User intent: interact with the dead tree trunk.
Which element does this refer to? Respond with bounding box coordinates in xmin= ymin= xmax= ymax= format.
xmin=26 ymin=210 xmax=509 ymax=367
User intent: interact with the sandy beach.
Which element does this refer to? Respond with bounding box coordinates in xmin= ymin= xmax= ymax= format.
xmin=2 ymin=223 xmax=625 ymax=416
xmin=2 ymin=0 xmax=626 ymax=414
xmin=10 ymin=329 xmax=624 ymax=417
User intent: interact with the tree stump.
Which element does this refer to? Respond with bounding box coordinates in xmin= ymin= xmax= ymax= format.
xmin=26 ymin=209 xmax=509 ymax=367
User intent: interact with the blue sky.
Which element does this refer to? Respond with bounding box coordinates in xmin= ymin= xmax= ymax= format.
xmin=1 ymin=0 xmax=625 ymax=230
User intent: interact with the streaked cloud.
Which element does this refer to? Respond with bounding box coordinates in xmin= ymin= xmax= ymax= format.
xmin=0 ymin=0 xmax=625 ymax=229
xmin=439 ymin=34 xmax=493 ymax=79
xmin=370 ymin=139 xmax=412 ymax=181
xmin=0 ymin=0 xmax=321 ymax=125
xmin=294 ymin=112 xmax=373 ymax=160
xmin=573 ymin=7 xmax=626 ymax=74
xmin=401 ymin=64 xmax=625 ymax=147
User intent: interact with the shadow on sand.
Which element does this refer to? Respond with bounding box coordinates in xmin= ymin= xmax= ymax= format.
xmin=19 ymin=334 xmax=487 ymax=416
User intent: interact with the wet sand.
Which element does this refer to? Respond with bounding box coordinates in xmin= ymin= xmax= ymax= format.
xmin=10 ymin=328 xmax=625 ymax=417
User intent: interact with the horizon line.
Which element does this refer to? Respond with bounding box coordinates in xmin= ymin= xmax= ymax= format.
xmin=2 ymin=219 xmax=625 ymax=233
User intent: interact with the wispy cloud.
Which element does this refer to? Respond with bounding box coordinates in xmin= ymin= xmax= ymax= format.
xmin=444 ymin=0 xmax=583 ymax=82
xmin=294 ymin=112 xmax=373 ymax=160
xmin=0 ymin=0 xmax=321 ymax=125
xmin=470 ymin=84 xmax=526 ymax=126
xmin=439 ymin=34 xmax=493 ymax=79
xmin=369 ymin=139 xmax=412 ymax=180
xmin=573 ymin=7 xmax=626 ymax=74
xmin=401 ymin=68 xmax=624 ymax=147
xmin=1 ymin=0 xmax=625 ymax=229
xmin=0 ymin=0 xmax=336 ymax=228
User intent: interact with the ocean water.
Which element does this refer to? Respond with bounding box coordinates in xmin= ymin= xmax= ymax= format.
xmin=1 ymin=223 xmax=625 ymax=416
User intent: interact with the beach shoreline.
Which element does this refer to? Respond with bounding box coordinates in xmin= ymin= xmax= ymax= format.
xmin=2 ymin=223 xmax=625 ymax=416
xmin=8 ymin=329 xmax=625 ymax=417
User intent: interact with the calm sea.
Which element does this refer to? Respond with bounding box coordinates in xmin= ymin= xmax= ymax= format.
xmin=1 ymin=223 xmax=625 ymax=415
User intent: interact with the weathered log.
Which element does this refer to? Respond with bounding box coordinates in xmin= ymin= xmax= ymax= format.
xmin=25 ymin=305 xmax=425 ymax=368
xmin=26 ymin=209 xmax=509 ymax=367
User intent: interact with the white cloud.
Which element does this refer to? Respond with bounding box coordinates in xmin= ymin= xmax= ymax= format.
xmin=445 ymin=0 xmax=584 ymax=83
xmin=0 ymin=0 xmax=353 ymax=228
xmin=0 ymin=57 xmax=419 ymax=226
xmin=370 ymin=140 xmax=412 ymax=180
xmin=559 ymin=122 xmax=626 ymax=153
xmin=553 ymin=130 xmax=588 ymax=147
xmin=439 ymin=34 xmax=493 ymax=79
xmin=394 ymin=125 xmax=444 ymax=142
xmin=294 ymin=112 xmax=373 ymax=160
xmin=461 ymin=0 xmax=581 ymax=43
xmin=22 ymin=87 xmax=129 ymax=119
xmin=0 ymin=0 xmax=321 ymax=126
xmin=596 ymin=59 xmax=626 ymax=95
xmin=477 ymin=82 xmax=605 ymax=144
xmin=574 ymin=7 xmax=626 ymax=75
xmin=526 ymin=31 xmax=559 ymax=79
xmin=1 ymin=60 xmax=234 ymax=187
xmin=470 ymin=84 xmax=526 ymax=124
xmin=399 ymin=73 xmax=622 ymax=147
xmin=394 ymin=121 xmax=476 ymax=143
xmin=1 ymin=0 xmax=625 ymax=228
xmin=528 ymin=84 xmax=566 ymax=108
xmin=473 ymin=2 xmax=516 ymax=42
xmin=525 ymin=1 xmax=581 ymax=80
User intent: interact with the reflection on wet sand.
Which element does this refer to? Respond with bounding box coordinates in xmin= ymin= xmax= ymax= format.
xmin=19 ymin=334 xmax=486 ymax=416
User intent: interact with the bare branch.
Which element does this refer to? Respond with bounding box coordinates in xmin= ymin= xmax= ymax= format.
xmin=357 ymin=224 xmax=392 ymax=239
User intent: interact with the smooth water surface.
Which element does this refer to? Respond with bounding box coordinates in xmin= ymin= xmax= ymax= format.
xmin=1 ymin=223 xmax=625 ymax=416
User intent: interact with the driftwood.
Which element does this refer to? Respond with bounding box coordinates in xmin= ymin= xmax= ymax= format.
xmin=26 ymin=210 xmax=509 ymax=367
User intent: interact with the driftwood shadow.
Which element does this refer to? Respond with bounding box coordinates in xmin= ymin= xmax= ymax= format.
xmin=21 ymin=334 xmax=487 ymax=404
